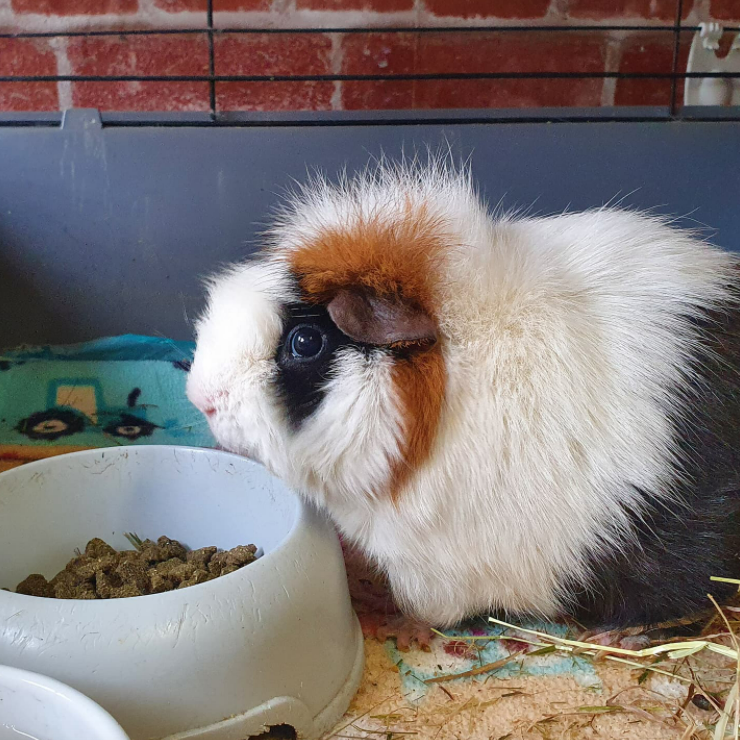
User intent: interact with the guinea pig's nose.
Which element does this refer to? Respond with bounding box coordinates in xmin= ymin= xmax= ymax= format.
xmin=187 ymin=384 xmax=226 ymax=417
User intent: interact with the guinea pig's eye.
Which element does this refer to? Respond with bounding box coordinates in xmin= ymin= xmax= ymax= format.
xmin=288 ymin=325 xmax=325 ymax=360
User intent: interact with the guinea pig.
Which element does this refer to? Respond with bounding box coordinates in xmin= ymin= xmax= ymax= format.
xmin=187 ymin=157 xmax=740 ymax=633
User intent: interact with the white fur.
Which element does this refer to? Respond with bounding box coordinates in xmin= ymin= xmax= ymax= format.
xmin=289 ymin=349 xmax=404 ymax=509
xmin=188 ymin=160 xmax=738 ymax=626
xmin=187 ymin=261 xmax=293 ymax=472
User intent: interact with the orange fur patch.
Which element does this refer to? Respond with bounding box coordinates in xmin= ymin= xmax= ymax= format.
xmin=289 ymin=206 xmax=444 ymax=315
xmin=389 ymin=347 xmax=446 ymax=498
xmin=288 ymin=208 xmax=448 ymax=498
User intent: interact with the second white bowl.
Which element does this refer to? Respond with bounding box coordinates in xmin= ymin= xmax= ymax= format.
xmin=0 ymin=664 xmax=130 ymax=740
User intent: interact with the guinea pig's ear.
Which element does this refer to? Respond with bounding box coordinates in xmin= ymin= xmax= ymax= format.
xmin=327 ymin=288 xmax=437 ymax=346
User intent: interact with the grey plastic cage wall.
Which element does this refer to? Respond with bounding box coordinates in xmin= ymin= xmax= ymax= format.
xmin=1 ymin=107 xmax=739 ymax=350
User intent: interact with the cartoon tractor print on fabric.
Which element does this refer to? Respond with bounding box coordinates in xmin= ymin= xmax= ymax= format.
xmin=16 ymin=381 xmax=159 ymax=442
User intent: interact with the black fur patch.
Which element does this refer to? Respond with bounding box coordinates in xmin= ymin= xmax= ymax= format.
xmin=273 ymin=302 xmax=371 ymax=429
xmin=568 ymin=303 xmax=740 ymax=629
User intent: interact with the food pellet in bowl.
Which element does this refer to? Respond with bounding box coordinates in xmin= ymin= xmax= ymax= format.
xmin=12 ymin=535 xmax=259 ymax=599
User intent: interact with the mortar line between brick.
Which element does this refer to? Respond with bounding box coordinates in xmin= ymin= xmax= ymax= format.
xmin=550 ymin=0 xmax=568 ymax=21
xmin=2 ymin=13 xmax=727 ymax=35
xmin=416 ymin=0 xmax=572 ymax=26
xmin=693 ymin=0 xmax=711 ymax=23
xmin=601 ymin=32 xmax=623 ymax=107
xmin=330 ymin=31 xmax=343 ymax=111
xmin=4 ymin=7 xmax=206 ymax=34
xmin=49 ymin=35 xmax=72 ymax=110
xmin=272 ymin=0 xmax=295 ymax=14
xmin=0 ymin=0 xmax=12 ymax=28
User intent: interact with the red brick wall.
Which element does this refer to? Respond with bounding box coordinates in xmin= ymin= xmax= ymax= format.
xmin=0 ymin=0 xmax=737 ymax=113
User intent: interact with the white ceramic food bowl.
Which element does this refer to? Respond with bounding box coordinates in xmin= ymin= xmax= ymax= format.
xmin=0 ymin=664 xmax=131 ymax=740
xmin=0 ymin=446 xmax=363 ymax=740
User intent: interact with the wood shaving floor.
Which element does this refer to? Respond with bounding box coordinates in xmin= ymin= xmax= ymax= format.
xmin=323 ymin=637 xmax=713 ymax=740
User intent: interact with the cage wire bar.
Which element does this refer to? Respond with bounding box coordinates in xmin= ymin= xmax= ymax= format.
xmin=207 ymin=0 xmax=216 ymax=120
xmin=670 ymin=0 xmax=684 ymax=116
xmin=1 ymin=0 xmax=739 ymax=124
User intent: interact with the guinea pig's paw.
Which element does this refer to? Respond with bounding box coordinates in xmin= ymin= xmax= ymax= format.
xmin=361 ymin=613 xmax=435 ymax=652
xmin=580 ymin=627 xmax=652 ymax=652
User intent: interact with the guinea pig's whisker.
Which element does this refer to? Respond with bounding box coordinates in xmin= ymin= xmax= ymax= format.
xmin=286 ymin=303 xmax=327 ymax=319
xmin=151 ymin=331 xmax=195 ymax=362
xmin=166 ymin=419 xmax=211 ymax=431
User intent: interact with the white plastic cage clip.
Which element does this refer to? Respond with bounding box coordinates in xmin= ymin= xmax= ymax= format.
xmin=684 ymin=22 xmax=740 ymax=106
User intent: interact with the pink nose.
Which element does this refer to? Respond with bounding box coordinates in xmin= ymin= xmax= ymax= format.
xmin=187 ymin=385 xmax=226 ymax=417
